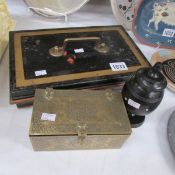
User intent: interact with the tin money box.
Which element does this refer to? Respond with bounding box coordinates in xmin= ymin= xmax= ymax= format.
xmin=9 ymin=26 xmax=149 ymax=107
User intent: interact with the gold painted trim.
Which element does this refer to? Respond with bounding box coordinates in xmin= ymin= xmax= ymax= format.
xmin=14 ymin=26 xmax=149 ymax=87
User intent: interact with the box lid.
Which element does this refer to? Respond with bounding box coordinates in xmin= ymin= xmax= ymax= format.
xmin=10 ymin=26 xmax=150 ymax=105
xmin=29 ymin=89 xmax=131 ymax=136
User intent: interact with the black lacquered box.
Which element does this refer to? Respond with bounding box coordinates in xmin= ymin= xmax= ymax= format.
xmin=9 ymin=25 xmax=149 ymax=107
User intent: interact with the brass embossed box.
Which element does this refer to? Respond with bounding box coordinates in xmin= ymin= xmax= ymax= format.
xmin=29 ymin=89 xmax=131 ymax=151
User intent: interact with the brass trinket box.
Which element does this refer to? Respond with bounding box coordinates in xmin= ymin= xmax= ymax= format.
xmin=29 ymin=89 xmax=131 ymax=151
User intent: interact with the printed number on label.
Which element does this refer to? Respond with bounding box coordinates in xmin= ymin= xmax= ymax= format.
xmin=110 ymin=62 xmax=128 ymax=71
xmin=41 ymin=113 xmax=56 ymax=122
xmin=74 ymin=48 xmax=84 ymax=53
xmin=128 ymin=99 xmax=140 ymax=109
xmin=162 ymin=29 xmax=175 ymax=37
xmin=35 ymin=70 xmax=47 ymax=77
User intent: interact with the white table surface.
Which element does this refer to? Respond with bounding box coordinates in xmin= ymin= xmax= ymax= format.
xmin=0 ymin=0 xmax=175 ymax=175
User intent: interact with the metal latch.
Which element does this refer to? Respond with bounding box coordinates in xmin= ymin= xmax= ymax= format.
xmin=77 ymin=123 xmax=87 ymax=143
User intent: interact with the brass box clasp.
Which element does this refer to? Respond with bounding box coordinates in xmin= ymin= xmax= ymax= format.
xmin=77 ymin=123 xmax=87 ymax=143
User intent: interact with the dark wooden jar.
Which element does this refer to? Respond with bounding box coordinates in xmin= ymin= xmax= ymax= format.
xmin=122 ymin=63 xmax=167 ymax=127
